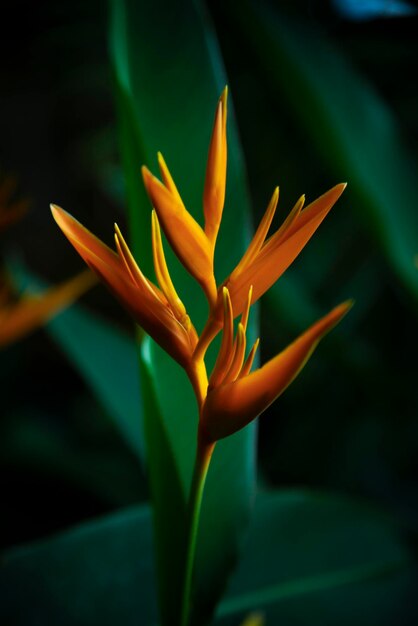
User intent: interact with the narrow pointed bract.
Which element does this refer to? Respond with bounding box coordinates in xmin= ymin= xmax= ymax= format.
xmin=204 ymin=86 xmax=228 ymax=248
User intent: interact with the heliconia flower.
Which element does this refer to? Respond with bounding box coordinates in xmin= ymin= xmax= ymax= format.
xmin=0 ymin=269 xmax=96 ymax=347
xmin=51 ymin=86 xmax=351 ymax=448
xmin=50 ymin=204 xmax=197 ymax=368
xmin=200 ymin=287 xmax=352 ymax=443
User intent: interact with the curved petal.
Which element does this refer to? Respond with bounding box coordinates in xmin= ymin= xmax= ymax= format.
xmin=201 ymin=300 xmax=352 ymax=442
xmin=51 ymin=204 xmax=192 ymax=366
xmin=51 ymin=205 xmax=124 ymax=281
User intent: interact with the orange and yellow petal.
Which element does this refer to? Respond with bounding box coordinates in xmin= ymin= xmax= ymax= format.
xmin=204 ymin=87 xmax=228 ymax=247
xmin=142 ymin=165 xmax=217 ymax=306
xmin=201 ymin=300 xmax=352 ymax=442
xmin=225 ymin=183 xmax=346 ymax=318
xmin=51 ymin=204 xmax=124 ymax=281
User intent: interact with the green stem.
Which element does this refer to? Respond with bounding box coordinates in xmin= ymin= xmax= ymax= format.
xmin=180 ymin=438 xmax=215 ymax=626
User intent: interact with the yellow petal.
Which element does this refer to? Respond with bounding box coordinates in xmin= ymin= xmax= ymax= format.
xmin=223 ymin=322 xmax=246 ymax=384
xmin=151 ymin=210 xmax=187 ymax=320
xmin=0 ymin=270 xmax=96 ymax=347
xmin=240 ymin=285 xmax=253 ymax=333
xmin=235 ymin=187 xmax=279 ymax=272
xmin=157 ymin=152 xmax=183 ymax=204
xmin=225 ymin=183 xmax=346 ymax=318
xmin=239 ymin=337 xmax=260 ymax=378
xmin=262 ymin=193 xmax=304 ymax=252
xmin=208 ymin=287 xmax=234 ymax=389
xmin=142 ymin=165 xmax=217 ymax=305
xmin=114 ymin=223 xmax=166 ymax=304
xmin=201 ymin=300 xmax=352 ymax=442
xmin=204 ymin=87 xmax=228 ymax=246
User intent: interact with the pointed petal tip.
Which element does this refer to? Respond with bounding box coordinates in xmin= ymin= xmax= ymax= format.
xmin=141 ymin=164 xmax=152 ymax=181
xmin=50 ymin=203 xmax=64 ymax=218
xmin=337 ymin=298 xmax=355 ymax=315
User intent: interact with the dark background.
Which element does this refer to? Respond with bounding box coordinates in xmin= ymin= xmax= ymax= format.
xmin=1 ymin=0 xmax=418 ymax=567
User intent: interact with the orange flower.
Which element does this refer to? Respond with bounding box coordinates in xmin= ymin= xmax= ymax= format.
xmin=0 ymin=269 xmax=96 ymax=348
xmin=51 ymin=87 xmax=351 ymax=443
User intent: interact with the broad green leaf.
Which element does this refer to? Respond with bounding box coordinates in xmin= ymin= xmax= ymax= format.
xmin=215 ymin=490 xmax=416 ymax=625
xmin=109 ymin=0 xmax=256 ymax=623
xmin=0 ymin=504 xmax=158 ymax=626
xmin=1 ymin=410 xmax=142 ymax=507
xmin=2 ymin=490 xmax=414 ymax=626
xmin=235 ymin=1 xmax=418 ymax=302
xmin=47 ymin=305 xmax=145 ymax=464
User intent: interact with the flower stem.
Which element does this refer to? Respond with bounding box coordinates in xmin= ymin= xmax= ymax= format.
xmin=180 ymin=438 xmax=215 ymax=626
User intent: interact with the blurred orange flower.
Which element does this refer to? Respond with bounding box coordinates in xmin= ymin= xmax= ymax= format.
xmin=0 ymin=171 xmax=96 ymax=348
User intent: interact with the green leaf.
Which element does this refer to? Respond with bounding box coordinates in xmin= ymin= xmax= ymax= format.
xmin=216 ymin=490 xmax=416 ymax=625
xmin=47 ymin=304 xmax=145 ymax=464
xmin=3 ymin=490 xmax=414 ymax=626
xmin=109 ymin=0 xmax=256 ymax=623
xmin=0 ymin=504 xmax=158 ymax=626
xmin=139 ymin=337 xmax=187 ymax=623
xmin=236 ymin=1 xmax=418 ymax=302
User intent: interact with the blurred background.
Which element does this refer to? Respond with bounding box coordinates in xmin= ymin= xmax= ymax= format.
xmin=1 ymin=0 xmax=417 ymax=598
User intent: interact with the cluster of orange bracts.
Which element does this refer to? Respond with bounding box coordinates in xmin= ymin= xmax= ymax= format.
xmin=52 ymin=88 xmax=351 ymax=444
